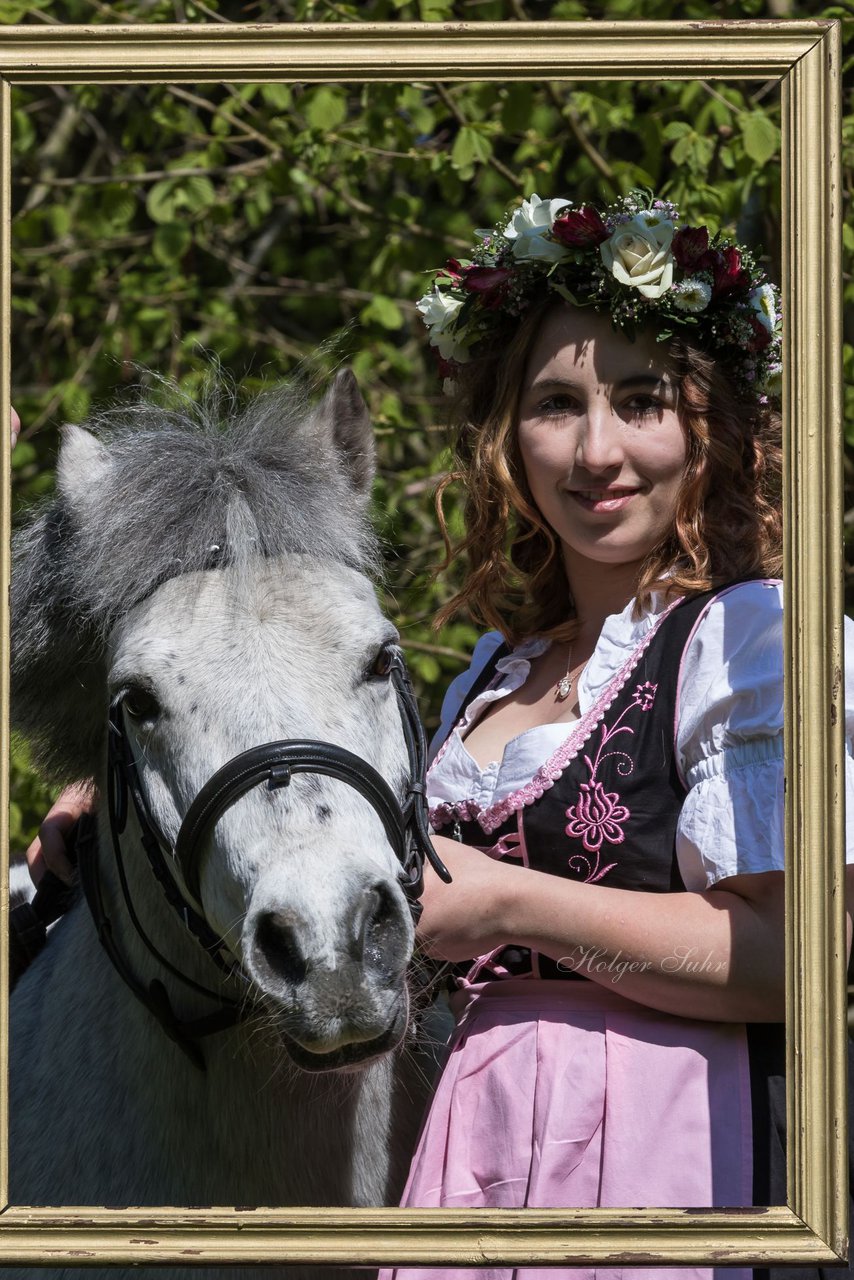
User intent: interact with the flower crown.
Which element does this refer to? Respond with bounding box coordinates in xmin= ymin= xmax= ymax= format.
xmin=416 ymin=190 xmax=782 ymax=404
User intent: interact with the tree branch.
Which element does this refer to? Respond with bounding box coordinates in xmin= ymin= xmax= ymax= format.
xmin=435 ymin=83 xmax=522 ymax=191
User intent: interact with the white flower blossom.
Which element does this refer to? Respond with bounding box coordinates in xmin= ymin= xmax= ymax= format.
xmin=672 ymin=278 xmax=712 ymax=313
xmin=416 ymin=289 xmax=463 ymax=333
xmin=504 ymin=194 xmax=571 ymax=264
xmin=749 ymin=283 xmax=777 ymax=335
xmin=416 ymin=290 xmax=471 ymax=362
xmin=600 ymin=214 xmax=675 ymax=299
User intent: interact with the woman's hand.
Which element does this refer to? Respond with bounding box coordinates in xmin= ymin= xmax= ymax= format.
xmin=26 ymin=783 xmax=96 ymax=887
xmin=10 ymin=407 xmax=20 ymax=448
xmin=417 ymin=834 xmax=522 ymax=961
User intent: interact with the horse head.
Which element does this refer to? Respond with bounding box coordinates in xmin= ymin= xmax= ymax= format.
xmin=12 ymin=371 xmax=424 ymax=1073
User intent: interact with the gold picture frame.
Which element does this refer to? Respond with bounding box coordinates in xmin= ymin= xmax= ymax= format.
xmin=0 ymin=17 xmax=845 ymax=1271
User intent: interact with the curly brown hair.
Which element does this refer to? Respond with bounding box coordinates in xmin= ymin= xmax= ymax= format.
xmin=434 ymin=298 xmax=783 ymax=645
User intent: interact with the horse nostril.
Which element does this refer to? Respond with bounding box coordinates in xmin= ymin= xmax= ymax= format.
xmin=357 ymin=882 xmax=400 ymax=967
xmin=252 ymin=911 xmax=308 ymax=986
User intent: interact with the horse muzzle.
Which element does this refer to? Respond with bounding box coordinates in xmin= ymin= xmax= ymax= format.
xmin=243 ymin=875 xmax=414 ymax=1070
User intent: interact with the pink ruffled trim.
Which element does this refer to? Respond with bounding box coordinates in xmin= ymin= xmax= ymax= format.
xmin=429 ymin=599 xmax=681 ymax=836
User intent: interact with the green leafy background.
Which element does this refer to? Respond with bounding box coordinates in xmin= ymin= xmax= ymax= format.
xmin=6 ymin=0 xmax=851 ymax=853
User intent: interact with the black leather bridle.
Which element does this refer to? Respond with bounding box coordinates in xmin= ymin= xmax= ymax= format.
xmin=79 ymin=648 xmax=448 ymax=1071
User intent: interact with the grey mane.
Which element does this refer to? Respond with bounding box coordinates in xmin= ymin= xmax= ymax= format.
xmin=12 ymin=370 xmax=378 ymax=784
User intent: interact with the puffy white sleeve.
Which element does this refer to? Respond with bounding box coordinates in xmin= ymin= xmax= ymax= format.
xmin=428 ymin=631 xmax=506 ymax=761
xmin=675 ymin=580 xmax=854 ymax=890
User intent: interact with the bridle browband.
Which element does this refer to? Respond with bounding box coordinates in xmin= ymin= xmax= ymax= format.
xmin=79 ymin=649 xmax=448 ymax=1071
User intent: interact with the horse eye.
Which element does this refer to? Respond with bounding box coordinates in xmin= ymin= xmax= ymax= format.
xmin=369 ymin=644 xmax=396 ymax=681
xmin=122 ymin=687 xmax=161 ymax=722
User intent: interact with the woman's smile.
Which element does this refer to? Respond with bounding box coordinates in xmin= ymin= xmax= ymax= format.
xmin=567 ymin=485 xmax=643 ymax=513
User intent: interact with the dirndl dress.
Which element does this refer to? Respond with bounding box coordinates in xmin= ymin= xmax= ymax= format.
xmin=384 ymin=583 xmax=854 ymax=1280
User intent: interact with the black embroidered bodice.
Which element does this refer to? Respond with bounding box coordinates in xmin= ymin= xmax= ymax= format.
xmin=428 ymin=591 xmax=722 ymax=983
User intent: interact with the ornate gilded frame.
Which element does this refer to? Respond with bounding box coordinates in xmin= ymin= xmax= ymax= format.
xmin=0 ymin=18 xmax=844 ymax=1271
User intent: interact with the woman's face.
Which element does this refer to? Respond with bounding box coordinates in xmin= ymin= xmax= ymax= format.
xmin=516 ymin=305 xmax=687 ymax=578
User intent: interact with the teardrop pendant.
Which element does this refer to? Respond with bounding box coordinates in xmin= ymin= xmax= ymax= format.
xmin=556 ymin=674 xmax=574 ymax=701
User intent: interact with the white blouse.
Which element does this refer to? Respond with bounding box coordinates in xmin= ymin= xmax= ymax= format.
xmin=428 ymin=580 xmax=854 ymax=890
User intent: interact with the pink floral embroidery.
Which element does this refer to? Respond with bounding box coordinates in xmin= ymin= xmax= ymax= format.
xmin=563 ymin=677 xmax=659 ymax=881
xmin=632 ymin=680 xmax=657 ymax=712
xmin=565 ymin=780 xmax=629 ymax=851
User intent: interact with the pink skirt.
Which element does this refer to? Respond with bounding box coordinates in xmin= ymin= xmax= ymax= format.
xmin=383 ymin=979 xmax=752 ymax=1280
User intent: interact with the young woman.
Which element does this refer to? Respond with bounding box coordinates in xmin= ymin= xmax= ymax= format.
xmin=385 ymin=191 xmax=854 ymax=1279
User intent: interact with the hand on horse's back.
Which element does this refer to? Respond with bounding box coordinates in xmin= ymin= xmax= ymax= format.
xmin=26 ymin=782 xmax=94 ymax=887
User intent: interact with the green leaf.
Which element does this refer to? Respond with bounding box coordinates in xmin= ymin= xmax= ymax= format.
xmin=100 ymin=185 xmax=137 ymax=229
xmin=261 ymin=84 xmax=293 ymax=111
xmin=304 ymin=87 xmax=348 ymax=132
xmin=451 ymin=125 xmax=493 ymax=175
xmin=661 ymin=121 xmax=691 ymax=142
xmin=741 ymin=112 xmax=780 ymax=166
xmin=670 ymin=131 xmax=714 ymax=173
xmin=153 ymin=222 xmax=191 ymax=267
xmin=360 ymin=296 xmax=404 ymax=330
xmin=146 ymin=179 xmax=180 ymax=224
xmin=181 ymin=175 xmax=216 ymax=215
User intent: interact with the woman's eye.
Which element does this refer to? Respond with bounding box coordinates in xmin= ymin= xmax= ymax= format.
xmin=538 ymin=394 xmax=577 ymax=417
xmin=122 ymin=687 xmax=161 ymax=722
xmin=368 ymin=644 xmax=397 ymax=681
xmin=625 ymin=395 xmax=663 ymax=419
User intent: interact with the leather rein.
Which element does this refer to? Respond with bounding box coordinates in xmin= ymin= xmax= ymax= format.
xmin=79 ymin=648 xmax=448 ymax=1071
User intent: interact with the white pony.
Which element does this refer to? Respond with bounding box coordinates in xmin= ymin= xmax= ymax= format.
xmin=9 ymin=372 xmax=434 ymax=1279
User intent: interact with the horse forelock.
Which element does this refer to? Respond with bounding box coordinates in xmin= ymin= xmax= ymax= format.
xmin=75 ymin=381 xmax=377 ymax=624
xmin=11 ymin=378 xmax=381 ymax=782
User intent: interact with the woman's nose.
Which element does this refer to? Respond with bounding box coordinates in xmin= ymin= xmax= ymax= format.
xmin=575 ymin=405 xmax=624 ymax=472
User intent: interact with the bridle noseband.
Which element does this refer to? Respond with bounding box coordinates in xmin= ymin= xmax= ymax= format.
xmin=80 ymin=649 xmax=448 ymax=1071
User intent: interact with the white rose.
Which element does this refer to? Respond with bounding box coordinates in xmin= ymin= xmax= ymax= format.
xmin=416 ymin=290 xmax=471 ymax=362
xmin=505 ymin=194 xmax=571 ymax=264
xmin=416 ymin=289 xmax=463 ymax=334
xmin=750 ymin=283 xmax=777 ymax=335
xmin=600 ymin=214 xmax=675 ymax=300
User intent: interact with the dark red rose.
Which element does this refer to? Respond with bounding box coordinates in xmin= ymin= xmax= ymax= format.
xmin=459 ymin=265 xmax=513 ymax=309
xmin=462 ymin=265 xmax=513 ymax=293
xmin=745 ymin=312 xmax=773 ymax=353
xmin=440 ymin=258 xmax=465 ymax=284
xmin=552 ymin=206 xmax=610 ymax=248
xmin=711 ymin=246 xmax=750 ymax=298
xmin=672 ymin=225 xmax=710 ymax=269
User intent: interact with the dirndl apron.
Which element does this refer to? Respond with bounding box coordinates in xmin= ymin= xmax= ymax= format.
xmin=383 ymin=979 xmax=752 ymax=1280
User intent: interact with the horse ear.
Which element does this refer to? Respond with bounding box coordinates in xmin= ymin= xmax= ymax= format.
xmin=316 ymin=369 xmax=375 ymax=496
xmin=56 ymin=423 xmax=111 ymax=508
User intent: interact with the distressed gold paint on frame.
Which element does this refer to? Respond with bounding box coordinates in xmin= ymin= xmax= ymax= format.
xmin=0 ymin=18 xmax=844 ymax=1270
